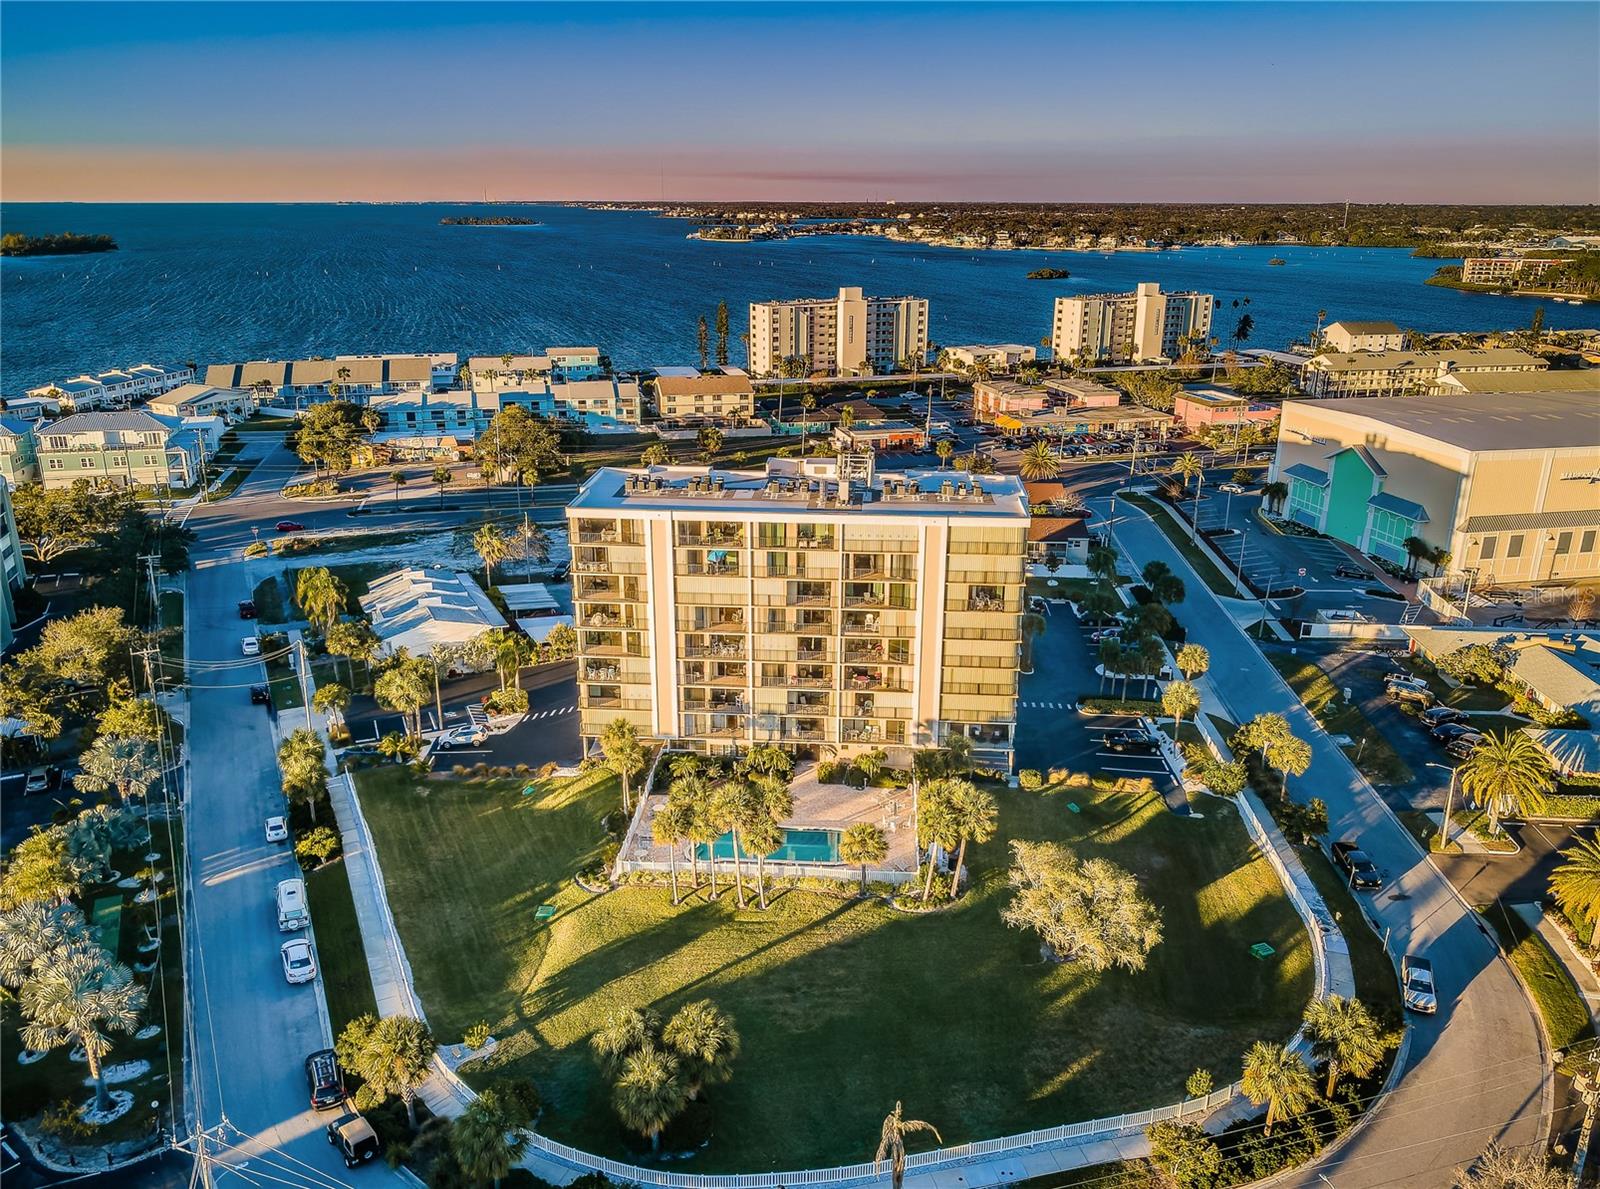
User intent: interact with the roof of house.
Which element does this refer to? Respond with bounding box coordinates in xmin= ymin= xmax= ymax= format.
xmin=1367 ymin=491 xmax=1429 ymax=523
xmin=1309 ymin=348 xmax=1547 ymax=373
xmin=1024 ymin=480 xmax=1083 ymax=506
xmin=1460 ymin=509 xmax=1600 ymax=534
xmin=466 ymin=355 xmax=549 ymax=374
xmin=1526 ymin=730 xmax=1600 ymax=775
xmin=1325 ymin=320 xmax=1402 ymax=335
xmin=358 ymin=567 xmax=506 ymax=653
xmin=1028 ymin=516 xmax=1091 ymax=544
xmin=206 ymin=356 xmax=434 ymax=388
xmin=0 ymin=417 xmax=34 ymax=438
xmin=654 ymin=374 xmax=756 ymax=398
xmin=1283 ymin=462 xmax=1330 ymax=486
xmin=40 ymin=410 xmax=173 ymax=436
xmin=1511 ymin=642 xmax=1600 ymax=714
xmin=1286 ymin=391 xmax=1599 ymax=453
xmin=148 ymin=383 xmax=245 ymax=408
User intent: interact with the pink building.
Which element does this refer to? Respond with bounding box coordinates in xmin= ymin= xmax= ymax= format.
xmin=1173 ymin=389 xmax=1280 ymax=429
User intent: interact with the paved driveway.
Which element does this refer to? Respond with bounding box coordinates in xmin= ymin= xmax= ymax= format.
xmin=1102 ymin=495 xmax=1547 ymax=1189
xmin=184 ymin=564 xmax=407 ymax=1185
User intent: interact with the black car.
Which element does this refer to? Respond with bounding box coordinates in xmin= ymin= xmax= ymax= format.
xmin=1332 ymin=565 xmax=1370 ymax=580
xmin=305 ymin=1049 xmax=345 ymax=1111
xmin=1331 ymin=840 xmax=1382 ymax=889
xmin=1445 ymin=736 xmax=1485 ymax=760
xmin=1104 ymin=729 xmax=1159 ymax=754
xmin=250 ymin=684 xmax=271 ymax=705
xmin=238 ymin=599 xmax=257 ymax=619
xmin=1419 ymin=706 xmax=1469 ymax=729
xmin=1430 ymin=723 xmax=1484 ymax=745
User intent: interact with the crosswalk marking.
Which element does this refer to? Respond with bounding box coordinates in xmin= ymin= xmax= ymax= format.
xmin=527 ymin=704 xmax=577 ymax=721
xmin=1019 ymin=700 xmax=1075 ymax=710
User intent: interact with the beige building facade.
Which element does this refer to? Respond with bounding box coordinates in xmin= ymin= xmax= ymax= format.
xmin=1051 ymin=282 xmax=1214 ymax=365
xmin=1272 ymin=392 xmax=1600 ymax=582
xmin=747 ymin=287 xmax=929 ymax=378
xmin=1460 ymin=257 xmax=1564 ymax=285
xmin=1302 ymin=348 xmax=1547 ymax=398
xmin=567 ymin=458 xmax=1029 ymax=769
xmin=653 ymin=374 xmax=756 ymax=423
xmin=1321 ymin=320 xmax=1404 ymax=353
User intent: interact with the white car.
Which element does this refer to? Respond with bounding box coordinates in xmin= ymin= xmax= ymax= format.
xmin=1219 ymin=482 xmax=1248 ymax=495
xmin=241 ymin=636 xmax=261 ymax=657
xmin=281 ymin=938 xmax=317 ymax=985
xmin=264 ymin=816 xmax=289 ymax=844
xmin=434 ymin=724 xmax=487 ymax=750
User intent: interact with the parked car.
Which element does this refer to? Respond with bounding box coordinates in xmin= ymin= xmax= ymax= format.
xmin=281 ymin=938 xmax=317 ymax=985
xmin=1419 ymin=706 xmax=1469 ymax=729
xmin=275 ymin=520 xmax=306 ymax=533
xmin=250 ymin=684 xmax=271 ymax=705
xmin=1387 ymin=684 xmax=1436 ymax=709
xmin=305 ymin=1049 xmax=346 ymax=1111
xmin=264 ymin=816 xmax=289 ymax=844
xmin=1332 ymin=565 xmax=1370 ymax=580
xmin=326 ymin=1112 xmax=382 ymax=1169
xmin=1445 ymin=736 xmax=1485 ymax=760
xmin=1089 ymin=626 xmax=1123 ymax=643
xmin=1218 ymin=482 xmax=1247 ymax=494
xmin=24 ymin=767 xmax=52 ymax=794
xmin=1384 ymin=674 xmax=1431 ymax=695
xmin=1430 ymin=723 xmax=1484 ymax=745
xmin=434 ymin=723 xmax=487 ymax=750
xmin=241 ymin=637 xmax=261 ymax=657
xmin=1402 ymin=954 xmax=1437 ymax=1014
xmin=238 ymin=599 xmax=257 ymax=619
xmin=1104 ymin=729 xmax=1159 ymax=754
xmin=1331 ymin=839 xmax=1382 ymax=889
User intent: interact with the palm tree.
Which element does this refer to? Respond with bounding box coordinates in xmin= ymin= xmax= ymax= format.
xmin=840 ymin=823 xmax=888 ymax=895
xmin=389 ymin=470 xmax=407 ymax=503
xmin=799 ymin=392 xmax=817 ymax=455
xmin=1097 ymin=639 xmax=1123 ymax=696
xmin=1176 ymin=643 xmax=1210 ymax=681
xmin=432 ymin=464 xmax=452 ymax=508
xmin=855 ymin=747 xmax=887 ymax=787
xmin=474 ymin=522 xmax=512 ymax=586
xmin=875 ymin=1102 xmax=942 ymax=1189
xmin=613 ymin=1044 xmax=688 ymax=1153
xmin=1086 ymin=544 xmax=1119 ymax=585
xmin=1170 ymin=453 xmax=1205 ymax=538
xmin=943 ymin=731 xmax=974 ymax=777
xmin=20 ymin=947 xmax=147 ymax=1113
xmin=1261 ymin=480 xmax=1288 ymax=515
xmin=1240 ymin=1041 xmax=1316 ymax=1136
xmin=742 ymin=814 xmax=782 ymax=909
xmin=450 ymin=1085 xmax=535 ymax=1189
xmin=711 ymin=781 xmax=754 ymax=908
xmin=0 ymin=902 xmax=91 ymax=992
xmin=1401 ymin=536 xmax=1429 ymax=579
xmin=1264 ymin=732 xmax=1313 ymax=798
xmin=641 ymin=443 xmax=669 ymax=467
xmin=1550 ymin=835 xmax=1600 ymax=933
xmin=917 ymin=786 xmax=960 ymax=904
xmin=1459 ymin=730 xmax=1553 ymax=834
xmin=1303 ymin=995 xmax=1387 ymax=1097
xmin=73 ymin=735 xmax=161 ymax=804
xmin=1162 ymin=680 xmax=1201 ymax=741
xmin=590 ymin=1006 xmax=660 ymax=1074
xmin=652 ymin=799 xmax=693 ymax=905
xmin=1019 ymin=441 xmax=1061 ymax=481
xmin=935 ymin=439 xmax=955 ymax=470
xmin=941 ymin=779 xmax=998 ymax=900
xmin=677 ymin=774 xmax=720 ymax=898
xmin=1020 ymin=611 xmax=1047 ymax=674
xmin=296 ymin=567 xmax=346 ymax=635
xmin=335 ymin=1013 xmax=436 ymax=1129
xmin=662 ymin=1000 xmax=740 ymax=1100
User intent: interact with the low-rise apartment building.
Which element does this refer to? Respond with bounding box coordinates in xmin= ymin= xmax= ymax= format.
xmin=566 ymin=457 xmax=1029 ymax=770
xmin=748 ymin=287 xmax=929 ymax=378
xmin=0 ymin=418 xmax=40 ymax=487
xmin=1050 ymin=282 xmax=1214 ymax=365
xmin=204 ymin=356 xmax=435 ymax=406
xmin=146 ymin=384 xmax=256 ymax=421
xmin=1460 ymin=257 xmax=1564 ymax=286
xmin=26 ymin=362 xmax=194 ymax=412
xmin=1172 ymin=389 xmax=1280 ymax=430
xmin=653 ymin=374 xmax=756 ymax=424
xmin=972 ymin=380 xmax=1050 ymax=423
xmin=943 ymin=344 xmax=1038 ymax=373
xmin=1041 ymin=377 xmax=1122 ymax=407
xmin=36 ymin=411 xmax=207 ymax=491
xmin=0 ymin=395 xmax=62 ymax=423
xmin=1321 ymin=321 xmax=1404 ymax=353
xmin=1271 ymin=391 xmax=1600 ymax=580
xmin=1302 ymin=348 xmax=1548 ymax=398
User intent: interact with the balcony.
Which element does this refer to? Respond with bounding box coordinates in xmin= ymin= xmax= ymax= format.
xmin=680 ymin=561 xmax=741 ymax=577
xmin=583 ymin=662 xmax=621 ymax=682
xmin=841 ymin=615 xmax=883 ymax=637
xmin=795 ymin=646 xmax=831 ymax=662
xmin=684 ymin=638 xmax=746 ymax=659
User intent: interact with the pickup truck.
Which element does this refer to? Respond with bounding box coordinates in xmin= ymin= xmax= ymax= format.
xmin=1331 ymin=839 xmax=1383 ymax=889
xmin=1402 ymin=954 xmax=1437 ymax=1014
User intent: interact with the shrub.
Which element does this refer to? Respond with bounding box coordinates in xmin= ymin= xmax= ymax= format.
xmin=1018 ymin=769 xmax=1043 ymax=791
xmin=295 ymin=826 xmax=341 ymax=867
xmin=283 ymin=479 xmax=342 ymax=498
xmin=1079 ymin=696 xmax=1161 ymax=715
xmin=451 ymin=764 xmax=469 ymax=777
xmin=817 ymin=759 xmax=846 ymax=784
xmin=483 ymin=687 xmax=529 ymax=716
xmin=243 ymin=541 xmax=268 ymax=558
xmin=463 ymin=1021 xmax=492 ymax=1050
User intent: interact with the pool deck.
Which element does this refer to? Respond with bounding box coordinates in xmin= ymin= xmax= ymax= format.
xmin=628 ymin=763 xmax=919 ymax=875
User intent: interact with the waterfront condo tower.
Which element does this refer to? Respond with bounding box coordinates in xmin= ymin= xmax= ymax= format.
xmin=747 ymin=287 xmax=929 ymax=378
xmin=567 ymin=456 xmax=1029 ymax=771
xmin=1050 ymin=281 xmax=1215 ymax=365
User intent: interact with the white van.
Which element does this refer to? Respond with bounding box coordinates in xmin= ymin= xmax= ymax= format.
xmin=276 ymin=878 xmax=310 ymax=932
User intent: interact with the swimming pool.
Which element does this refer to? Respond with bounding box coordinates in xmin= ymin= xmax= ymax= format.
xmin=695 ymin=828 xmax=840 ymax=864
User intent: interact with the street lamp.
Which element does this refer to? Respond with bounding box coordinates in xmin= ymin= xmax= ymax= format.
xmin=1427 ymin=761 xmax=1459 ymax=853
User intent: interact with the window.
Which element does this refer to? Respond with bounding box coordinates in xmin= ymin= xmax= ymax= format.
xmin=1479 ymin=535 xmax=1497 ymax=560
xmin=1557 ymin=531 xmax=1573 ymax=554
xmin=1507 ymin=534 xmax=1524 ymax=559
xmin=1582 ymin=530 xmax=1597 ymax=554
xmin=1285 ymin=478 xmax=1327 ymax=529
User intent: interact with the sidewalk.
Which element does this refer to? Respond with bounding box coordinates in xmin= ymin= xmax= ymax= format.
xmin=1510 ymin=902 xmax=1600 ymax=1027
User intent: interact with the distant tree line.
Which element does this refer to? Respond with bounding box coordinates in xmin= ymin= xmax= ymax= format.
xmin=1 ymin=232 xmax=118 ymax=257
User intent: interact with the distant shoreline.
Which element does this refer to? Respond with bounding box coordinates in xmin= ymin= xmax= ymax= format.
xmin=1 ymin=231 xmax=118 ymax=258
xmin=440 ymin=215 xmax=540 ymax=227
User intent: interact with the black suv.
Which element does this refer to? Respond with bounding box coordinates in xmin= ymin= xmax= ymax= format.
xmin=250 ymin=684 xmax=271 ymax=705
xmin=305 ymin=1048 xmax=345 ymax=1111
xmin=1430 ymin=723 xmax=1484 ymax=745
xmin=1419 ymin=706 xmax=1468 ymax=729
xmin=1104 ymin=729 xmax=1159 ymax=754
xmin=238 ymin=600 xmax=257 ymax=619
xmin=1332 ymin=840 xmax=1382 ymax=889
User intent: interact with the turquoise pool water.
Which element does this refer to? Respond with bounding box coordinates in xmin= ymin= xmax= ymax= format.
xmin=695 ymin=828 xmax=840 ymax=864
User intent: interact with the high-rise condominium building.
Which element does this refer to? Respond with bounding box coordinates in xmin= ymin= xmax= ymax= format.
xmin=567 ymin=456 xmax=1028 ymax=770
xmin=747 ymin=287 xmax=929 ymax=378
xmin=1050 ymin=282 xmax=1214 ymax=365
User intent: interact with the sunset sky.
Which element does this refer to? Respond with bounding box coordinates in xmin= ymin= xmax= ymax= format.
xmin=4 ymin=1 xmax=1597 ymax=203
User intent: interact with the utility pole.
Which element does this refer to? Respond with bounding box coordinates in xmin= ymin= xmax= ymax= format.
xmin=295 ymin=637 xmax=312 ymax=721
xmin=139 ymin=552 xmax=162 ymax=622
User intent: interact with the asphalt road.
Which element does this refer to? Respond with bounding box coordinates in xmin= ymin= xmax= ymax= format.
xmin=183 ymin=563 xmax=406 ymax=1187
xmin=1102 ymin=495 xmax=1547 ymax=1189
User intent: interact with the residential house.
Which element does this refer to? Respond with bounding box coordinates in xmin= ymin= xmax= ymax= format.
xmin=359 ymin=567 xmax=508 ymax=660
xmin=0 ymin=395 xmax=62 ymax=422
xmin=0 ymin=418 xmax=40 ymax=487
xmin=146 ymin=384 xmax=256 ymax=421
xmin=204 ymin=356 xmax=434 ymax=407
xmin=1172 ymin=389 xmax=1280 ymax=430
xmin=653 ymin=374 xmax=757 ymax=424
xmin=26 ymin=362 xmax=194 ymax=412
xmin=943 ymin=344 xmax=1038 ymax=373
xmin=1302 ymin=348 xmax=1547 ymax=398
xmin=35 ymin=410 xmax=206 ymax=491
xmin=1321 ymin=321 xmax=1405 ymax=353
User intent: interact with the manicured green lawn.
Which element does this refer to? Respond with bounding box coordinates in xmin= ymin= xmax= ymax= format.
xmin=1265 ymin=652 xmax=1412 ymax=786
xmin=358 ymin=766 xmax=1313 ymax=1170
xmin=1123 ymin=493 xmax=1242 ymax=598
xmin=1298 ymin=846 xmax=1401 ymax=1013
xmin=1484 ymin=904 xmax=1594 ymax=1051
xmin=307 ymin=860 xmax=377 ymax=1036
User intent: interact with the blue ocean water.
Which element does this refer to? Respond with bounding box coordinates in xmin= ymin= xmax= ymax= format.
xmin=1 ymin=202 xmax=1590 ymax=392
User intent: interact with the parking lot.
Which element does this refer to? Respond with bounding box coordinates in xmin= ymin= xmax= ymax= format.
xmin=1014 ymin=596 xmax=1187 ymax=813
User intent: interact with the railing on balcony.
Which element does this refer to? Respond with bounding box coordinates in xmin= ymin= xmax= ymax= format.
xmin=684 ymin=640 xmax=746 ymax=659
xmin=583 ymin=664 xmax=622 ymax=682
xmin=680 ymin=561 xmax=741 ymax=577
xmin=678 ymin=531 xmax=746 ymax=547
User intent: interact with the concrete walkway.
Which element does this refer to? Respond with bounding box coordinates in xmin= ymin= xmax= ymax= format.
xmin=1510 ymin=902 xmax=1600 ymax=1026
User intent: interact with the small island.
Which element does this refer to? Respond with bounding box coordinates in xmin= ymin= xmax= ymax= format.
xmin=439 ymin=215 xmax=540 ymax=226
xmin=1026 ymin=267 xmax=1071 ymax=280
xmin=1 ymin=231 xmax=118 ymax=258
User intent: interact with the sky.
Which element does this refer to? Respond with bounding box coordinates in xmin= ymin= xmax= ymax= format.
xmin=3 ymin=1 xmax=1598 ymax=203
